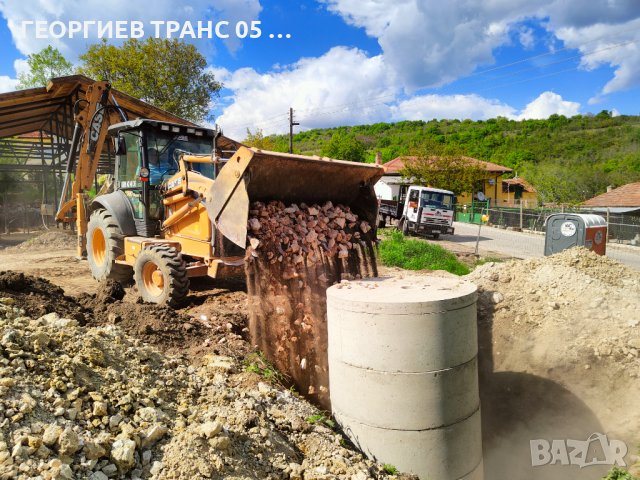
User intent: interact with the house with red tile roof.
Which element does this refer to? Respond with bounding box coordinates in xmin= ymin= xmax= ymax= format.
xmin=582 ymin=183 xmax=640 ymax=214
xmin=375 ymin=155 xmax=538 ymax=207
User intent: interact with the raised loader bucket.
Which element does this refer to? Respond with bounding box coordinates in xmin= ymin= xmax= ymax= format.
xmin=205 ymin=146 xmax=384 ymax=409
xmin=205 ymin=146 xmax=384 ymax=249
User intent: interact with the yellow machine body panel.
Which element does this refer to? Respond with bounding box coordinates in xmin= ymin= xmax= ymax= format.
xmin=161 ymin=165 xmax=216 ymax=262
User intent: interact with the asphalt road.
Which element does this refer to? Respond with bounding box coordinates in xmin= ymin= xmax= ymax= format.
xmin=449 ymin=221 xmax=640 ymax=271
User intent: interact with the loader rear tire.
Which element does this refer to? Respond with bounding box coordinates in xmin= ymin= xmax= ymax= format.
xmin=134 ymin=244 xmax=189 ymax=307
xmin=87 ymin=209 xmax=132 ymax=283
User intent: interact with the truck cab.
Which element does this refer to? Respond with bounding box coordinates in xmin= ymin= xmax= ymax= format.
xmin=401 ymin=186 xmax=455 ymax=239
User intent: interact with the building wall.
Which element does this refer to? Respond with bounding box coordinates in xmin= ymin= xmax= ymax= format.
xmin=457 ymin=177 xmax=538 ymax=208
xmin=380 ymin=174 xmax=538 ymax=208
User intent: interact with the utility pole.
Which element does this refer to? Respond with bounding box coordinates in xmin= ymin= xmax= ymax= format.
xmin=288 ymin=107 xmax=299 ymax=154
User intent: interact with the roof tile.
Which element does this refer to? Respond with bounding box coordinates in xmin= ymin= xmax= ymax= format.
xmin=582 ymin=182 xmax=640 ymax=208
xmin=383 ymin=155 xmax=512 ymax=174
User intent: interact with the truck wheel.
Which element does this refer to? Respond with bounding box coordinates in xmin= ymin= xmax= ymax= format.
xmin=401 ymin=219 xmax=410 ymax=236
xmin=134 ymin=244 xmax=189 ymax=306
xmin=378 ymin=215 xmax=386 ymax=229
xmin=87 ymin=209 xmax=132 ymax=283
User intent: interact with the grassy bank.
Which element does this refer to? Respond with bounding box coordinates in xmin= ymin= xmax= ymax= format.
xmin=379 ymin=231 xmax=470 ymax=275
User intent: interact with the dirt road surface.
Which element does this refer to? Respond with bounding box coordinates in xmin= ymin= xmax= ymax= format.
xmin=450 ymin=221 xmax=640 ymax=270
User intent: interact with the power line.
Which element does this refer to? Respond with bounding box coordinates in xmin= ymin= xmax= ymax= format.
xmin=470 ymin=23 xmax=640 ymax=79
xmin=222 ymin=111 xmax=290 ymax=131
xmin=295 ymin=92 xmax=398 ymax=116
xmin=474 ymin=39 xmax=636 ymax=84
xmin=477 ymin=66 xmax=583 ymax=92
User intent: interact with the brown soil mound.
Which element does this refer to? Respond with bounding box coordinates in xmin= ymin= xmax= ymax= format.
xmin=0 ymin=270 xmax=250 ymax=363
xmin=4 ymin=230 xmax=76 ymax=251
xmin=75 ymin=279 xmax=250 ymax=362
xmin=0 ymin=271 xmax=89 ymax=322
xmin=469 ymin=247 xmax=640 ymax=479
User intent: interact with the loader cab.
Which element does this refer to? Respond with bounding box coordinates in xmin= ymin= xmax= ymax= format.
xmin=108 ymin=119 xmax=223 ymax=236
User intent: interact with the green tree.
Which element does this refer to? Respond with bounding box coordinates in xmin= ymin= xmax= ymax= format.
xmin=79 ymin=38 xmax=221 ymax=123
xmin=320 ymin=131 xmax=366 ymax=162
xmin=243 ymin=129 xmax=278 ymax=150
xmin=400 ymin=146 xmax=486 ymax=195
xmin=17 ymin=46 xmax=74 ymax=89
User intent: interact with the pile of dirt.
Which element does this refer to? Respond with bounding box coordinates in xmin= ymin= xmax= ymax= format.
xmin=0 ymin=295 xmax=416 ymax=480
xmin=469 ymin=248 xmax=640 ymax=479
xmin=0 ymin=272 xmax=89 ymax=322
xmin=75 ymin=280 xmax=251 ymax=362
xmin=5 ymin=231 xmax=76 ymax=252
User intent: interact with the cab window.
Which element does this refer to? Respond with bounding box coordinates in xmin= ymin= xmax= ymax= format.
xmin=146 ymin=131 xmax=215 ymax=184
xmin=117 ymin=132 xmax=141 ymax=187
xmin=420 ymin=191 xmax=454 ymax=209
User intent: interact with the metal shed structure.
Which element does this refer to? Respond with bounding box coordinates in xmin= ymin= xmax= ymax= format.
xmin=0 ymin=75 xmax=205 ymax=213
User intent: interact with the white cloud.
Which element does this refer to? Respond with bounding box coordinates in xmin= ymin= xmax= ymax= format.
xmin=391 ymin=94 xmax=516 ymax=121
xmin=552 ymin=18 xmax=640 ymax=98
xmin=216 ymin=47 xmax=397 ymax=138
xmin=0 ymin=75 xmax=18 ymax=93
xmin=1 ymin=0 xmax=630 ymax=128
xmin=320 ymin=0 xmax=536 ymax=89
xmin=518 ymin=26 xmax=535 ymax=50
xmin=13 ymin=58 xmax=29 ymax=76
xmin=321 ymin=0 xmax=640 ymax=96
xmin=518 ymin=91 xmax=580 ymax=119
xmin=215 ymin=50 xmax=580 ymax=138
xmin=0 ymin=0 xmax=262 ymax=57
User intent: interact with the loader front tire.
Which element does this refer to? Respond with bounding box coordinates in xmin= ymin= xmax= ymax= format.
xmin=134 ymin=244 xmax=189 ymax=307
xmin=87 ymin=209 xmax=132 ymax=283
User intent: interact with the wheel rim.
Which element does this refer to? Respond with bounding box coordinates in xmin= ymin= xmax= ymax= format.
xmin=142 ymin=261 xmax=165 ymax=297
xmin=92 ymin=228 xmax=107 ymax=265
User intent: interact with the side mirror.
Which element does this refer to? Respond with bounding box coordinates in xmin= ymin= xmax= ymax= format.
xmin=114 ymin=136 xmax=127 ymax=155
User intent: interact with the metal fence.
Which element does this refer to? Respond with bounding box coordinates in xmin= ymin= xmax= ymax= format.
xmin=0 ymin=201 xmax=54 ymax=234
xmin=455 ymin=203 xmax=640 ymax=245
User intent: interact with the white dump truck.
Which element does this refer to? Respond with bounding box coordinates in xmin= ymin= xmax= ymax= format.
xmin=377 ymin=184 xmax=455 ymax=239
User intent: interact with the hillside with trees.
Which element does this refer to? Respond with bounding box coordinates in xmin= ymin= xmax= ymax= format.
xmin=257 ymin=113 xmax=640 ymax=204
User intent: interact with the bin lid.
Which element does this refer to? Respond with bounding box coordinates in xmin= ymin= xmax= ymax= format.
xmin=545 ymin=213 xmax=607 ymax=228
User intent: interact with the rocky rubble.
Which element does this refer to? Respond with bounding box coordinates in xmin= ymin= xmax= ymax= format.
xmin=244 ymin=201 xmax=379 ymax=410
xmin=246 ymin=200 xmax=376 ymax=279
xmin=0 ymin=293 xmax=415 ymax=480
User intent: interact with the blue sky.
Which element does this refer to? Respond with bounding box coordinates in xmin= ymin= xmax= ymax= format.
xmin=1 ymin=0 xmax=640 ymax=138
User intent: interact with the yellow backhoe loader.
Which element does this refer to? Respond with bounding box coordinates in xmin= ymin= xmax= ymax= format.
xmin=56 ymin=81 xmax=383 ymax=305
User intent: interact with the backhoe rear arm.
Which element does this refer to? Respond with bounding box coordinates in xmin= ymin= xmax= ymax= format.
xmin=55 ymin=81 xmax=122 ymax=257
